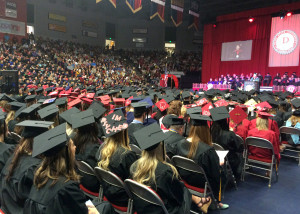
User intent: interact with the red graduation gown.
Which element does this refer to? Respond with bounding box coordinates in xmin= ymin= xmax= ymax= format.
xmin=247 ymin=128 xmax=280 ymax=162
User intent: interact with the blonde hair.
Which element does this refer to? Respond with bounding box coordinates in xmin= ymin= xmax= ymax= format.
xmin=5 ymin=110 xmax=15 ymax=126
xmin=289 ymin=115 xmax=300 ymax=126
xmin=256 ymin=117 xmax=269 ymax=130
xmin=132 ymin=142 xmax=178 ymax=187
xmin=98 ymin=130 xmax=129 ymax=170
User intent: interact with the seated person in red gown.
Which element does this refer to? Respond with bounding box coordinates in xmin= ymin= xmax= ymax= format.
xmin=230 ymin=106 xmax=250 ymax=140
xmin=247 ymin=111 xmax=280 ymax=163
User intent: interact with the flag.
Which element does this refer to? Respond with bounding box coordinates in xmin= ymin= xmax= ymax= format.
xmin=150 ymin=0 xmax=165 ymax=23
xmin=188 ymin=0 xmax=199 ymax=31
xmin=171 ymin=0 xmax=184 ymax=27
xmin=96 ymin=0 xmax=116 ymax=8
xmin=126 ymin=0 xmax=142 ymax=13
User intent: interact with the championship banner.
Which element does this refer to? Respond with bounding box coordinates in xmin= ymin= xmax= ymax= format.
xmin=188 ymin=0 xmax=199 ymax=31
xmin=150 ymin=0 xmax=165 ymax=23
xmin=269 ymin=14 xmax=300 ymax=67
xmin=96 ymin=0 xmax=116 ymax=8
xmin=5 ymin=1 xmax=17 ymax=18
xmin=171 ymin=0 xmax=184 ymax=27
xmin=0 ymin=18 xmax=25 ymax=36
xmin=126 ymin=0 xmax=142 ymax=13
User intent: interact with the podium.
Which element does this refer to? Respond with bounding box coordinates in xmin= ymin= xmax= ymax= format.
xmin=244 ymin=81 xmax=260 ymax=91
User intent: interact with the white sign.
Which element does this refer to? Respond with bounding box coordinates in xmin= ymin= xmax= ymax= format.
xmin=0 ymin=18 xmax=25 ymax=36
xmin=272 ymin=30 xmax=298 ymax=55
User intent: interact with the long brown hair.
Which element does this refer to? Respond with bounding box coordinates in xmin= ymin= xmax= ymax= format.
xmin=187 ymin=125 xmax=212 ymax=159
xmin=34 ymin=140 xmax=80 ymax=189
xmin=6 ymin=137 xmax=34 ymax=181
xmin=167 ymin=101 xmax=182 ymax=116
xmin=98 ymin=129 xmax=129 ymax=170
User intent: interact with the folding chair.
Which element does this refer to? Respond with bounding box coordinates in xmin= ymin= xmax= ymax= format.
xmin=171 ymin=155 xmax=219 ymax=209
xmin=242 ymin=137 xmax=278 ymax=188
xmin=129 ymin=144 xmax=142 ymax=156
xmin=124 ymin=179 xmax=170 ymax=214
xmin=94 ymin=167 xmax=133 ymax=214
xmin=212 ymin=143 xmax=238 ymax=193
xmin=75 ymin=160 xmax=99 ymax=200
xmin=279 ymin=126 xmax=300 ymax=166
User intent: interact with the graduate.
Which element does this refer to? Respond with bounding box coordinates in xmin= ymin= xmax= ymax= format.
xmin=23 ymin=123 xmax=97 ymax=214
xmin=282 ymin=110 xmax=300 ymax=148
xmin=38 ymin=104 xmax=60 ymax=128
xmin=176 ymin=114 xmax=229 ymax=209
xmin=72 ymin=109 xmax=102 ymax=193
xmin=131 ymin=123 xmax=211 ymax=214
xmin=0 ymin=120 xmax=53 ymax=214
xmin=211 ymin=107 xmax=243 ymax=179
xmin=98 ymin=110 xmax=138 ymax=207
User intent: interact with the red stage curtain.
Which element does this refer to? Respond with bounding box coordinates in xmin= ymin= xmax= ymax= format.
xmin=202 ymin=2 xmax=300 ymax=83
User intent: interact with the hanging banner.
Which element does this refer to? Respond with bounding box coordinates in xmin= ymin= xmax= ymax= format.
xmin=5 ymin=1 xmax=17 ymax=18
xmin=150 ymin=0 xmax=165 ymax=23
xmin=171 ymin=0 xmax=184 ymax=27
xmin=0 ymin=18 xmax=25 ymax=36
xmin=126 ymin=0 xmax=142 ymax=13
xmin=188 ymin=0 xmax=199 ymax=31
xmin=96 ymin=0 xmax=116 ymax=8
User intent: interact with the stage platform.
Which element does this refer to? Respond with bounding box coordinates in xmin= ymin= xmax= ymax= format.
xmin=192 ymin=83 xmax=299 ymax=93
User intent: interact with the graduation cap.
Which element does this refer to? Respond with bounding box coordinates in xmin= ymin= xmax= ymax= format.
xmin=88 ymin=102 xmax=106 ymax=120
xmin=186 ymin=107 xmax=202 ymax=115
xmin=292 ymin=110 xmax=300 ymax=117
xmin=16 ymin=120 xmax=53 ymax=138
xmin=291 ymin=98 xmax=300 ymax=109
xmin=209 ymin=106 xmax=230 ymax=121
xmin=68 ymin=98 xmax=82 ymax=108
xmin=229 ymin=106 xmax=248 ymax=125
xmin=0 ymin=94 xmax=15 ymax=102
xmin=32 ymin=123 xmax=68 ymax=157
xmin=29 ymin=88 xmax=35 ymax=93
xmin=131 ymin=102 xmax=149 ymax=110
xmin=182 ymin=91 xmax=191 ymax=99
xmin=162 ymin=114 xmax=184 ymax=128
xmin=133 ymin=123 xmax=167 ymax=151
xmin=36 ymin=87 xmax=44 ymax=93
xmin=214 ymin=99 xmax=228 ymax=107
xmin=43 ymin=98 xmax=56 ymax=105
xmin=255 ymin=101 xmax=272 ymax=111
xmin=71 ymin=109 xmax=95 ymax=129
xmin=196 ymin=98 xmax=208 ymax=106
xmin=100 ymin=109 xmax=128 ymax=138
xmin=140 ymin=97 xmax=153 ymax=109
xmin=25 ymin=94 xmax=37 ymax=102
xmin=155 ymin=99 xmax=169 ymax=112
xmin=55 ymin=97 xmax=68 ymax=106
xmin=113 ymin=98 xmax=125 ymax=105
xmin=14 ymin=105 xmax=27 ymax=119
xmin=59 ymin=107 xmax=80 ymax=124
xmin=9 ymin=101 xmax=25 ymax=111
xmin=163 ymin=95 xmax=175 ymax=104
xmin=267 ymin=99 xmax=278 ymax=108
xmin=202 ymin=102 xmax=213 ymax=116
xmin=81 ymin=98 xmax=93 ymax=105
xmin=122 ymin=93 xmax=131 ymax=99
xmin=21 ymin=103 xmax=41 ymax=115
xmin=190 ymin=114 xmax=212 ymax=126
xmin=38 ymin=104 xmax=59 ymax=119
xmin=257 ymin=111 xmax=273 ymax=119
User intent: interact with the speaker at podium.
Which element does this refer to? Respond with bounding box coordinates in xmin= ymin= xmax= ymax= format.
xmin=244 ymin=81 xmax=260 ymax=91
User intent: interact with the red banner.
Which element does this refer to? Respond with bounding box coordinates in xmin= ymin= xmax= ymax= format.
xmin=269 ymin=14 xmax=300 ymax=67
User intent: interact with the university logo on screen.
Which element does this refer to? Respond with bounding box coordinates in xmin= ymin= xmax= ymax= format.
xmin=272 ymin=30 xmax=298 ymax=55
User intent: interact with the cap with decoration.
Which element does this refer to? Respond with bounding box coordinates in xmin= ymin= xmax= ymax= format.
xmin=100 ymin=109 xmax=128 ymax=138
xmin=229 ymin=106 xmax=248 ymax=125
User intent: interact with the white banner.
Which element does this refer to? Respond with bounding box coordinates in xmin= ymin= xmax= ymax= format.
xmin=0 ymin=18 xmax=25 ymax=36
xmin=5 ymin=1 xmax=17 ymax=18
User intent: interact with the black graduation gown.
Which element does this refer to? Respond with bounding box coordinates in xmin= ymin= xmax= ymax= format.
xmin=23 ymin=178 xmax=88 ymax=214
xmin=273 ymin=111 xmax=284 ymax=128
xmin=128 ymin=123 xmax=144 ymax=147
xmin=76 ymin=142 xmax=100 ymax=193
xmin=0 ymin=155 xmax=41 ymax=214
xmin=0 ymin=143 xmax=15 ymax=173
xmin=215 ymin=130 xmax=243 ymax=178
xmin=176 ymin=139 xmax=221 ymax=201
xmin=130 ymin=162 xmax=192 ymax=214
xmin=99 ymin=146 xmax=137 ymax=207
xmin=164 ymin=131 xmax=185 ymax=159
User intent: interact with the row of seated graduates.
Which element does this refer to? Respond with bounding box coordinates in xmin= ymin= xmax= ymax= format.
xmin=0 ymin=85 xmax=297 ymax=214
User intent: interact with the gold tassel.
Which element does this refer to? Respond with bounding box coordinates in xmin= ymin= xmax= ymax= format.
xmin=219 ymin=176 xmax=222 ymax=201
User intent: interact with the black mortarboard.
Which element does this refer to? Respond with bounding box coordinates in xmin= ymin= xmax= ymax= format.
xmin=21 ymin=103 xmax=41 ymax=115
xmin=29 ymin=88 xmax=35 ymax=93
xmin=132 ymin=102 xmax=148 ymax=114
xmin=267 ymin=99 xmax=278 ymax=108
xmin=209 ymin=106 xmax=230 ymax=121
xmin=163 ymin=95 xmax=175 ymax=104
xmin=32 ymin=123 xmax=68 ymax=157
xmin=187 ymin=107 xmax=202 ymax=115
xmin=292 ymin=110 xmax=300 ymax=117
xmin=0 ymin=94 xmax=15 ymax=102
xmin=122 ymin=93 xmax=131 ymax=99
xmin=36 ymin=87 xmax=44 ymax=93
xmin=162 ymin=114 xmax=184 ymax=128
xmin=133 ymin=123 xmax=167 ymax=151
xmin=55 ymin=97 xmax=68 ymax=106
xmin=16 ymin=120 xmax=53 ymax=138
xmin=14 ymin=105 xmax=27 ymax=119
xmin=59 ymin=107 xmax=80 ymax=124
xmin=182 ymin=91 xmax=191 ymax=99
xmin=291 ymin=98 xmax=300 ymax=109
xmin=190 ymin=114 xmax=212 ymax=126
xmin=100 ymin=109 xmax=128 ymax=138
xmin=45 ymin=87 xmax=53 ymax=93
xmin=205 ymin=89 xmax=215 ymax=97
xmin=38 ymin=104 xmax=59 ymax=119
xmin=88 ymin=102 xmax=106 ymax=120
xmin=9 ymin=101 xmax=25 ymax=111
xmin=25 ymin=95 xmax=37 ymax=102
xmin=71 ymin=109 xmax=95 ymax=129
